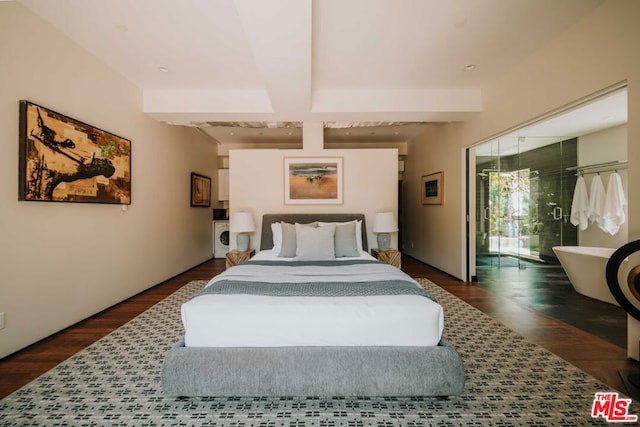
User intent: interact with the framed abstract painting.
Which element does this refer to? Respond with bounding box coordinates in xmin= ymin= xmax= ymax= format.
xmin=18 ymin=100 xmax=131 ymax=204
xmin=190 ymin=172 xmax=211 ymax=207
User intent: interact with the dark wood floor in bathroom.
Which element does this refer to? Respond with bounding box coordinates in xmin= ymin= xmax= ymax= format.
xmin=0 ymin=254 xmax=637 ymax=400
xmin=475 ymin=255 xmax=627 ymax=349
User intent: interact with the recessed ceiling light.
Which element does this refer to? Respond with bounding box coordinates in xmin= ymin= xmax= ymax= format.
xmin=345 ymin=131 xmax=350 ymax=136
xmin=464 ymin=64 xmax=476 ymax=71
xmin=158 ymin=66 xmax=169 ymax=73
xmin=394 ymin=131 xmax=400 ymax=136
xmin=287 ymin=132 xmax=293 ymax=136
xmin=229 ymin=131 xmax=234 ymax=136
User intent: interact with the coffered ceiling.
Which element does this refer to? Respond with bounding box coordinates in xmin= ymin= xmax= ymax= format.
xmin=19 ymin=0 xmax=605 ymax=144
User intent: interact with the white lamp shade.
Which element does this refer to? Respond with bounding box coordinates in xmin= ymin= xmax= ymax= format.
xmin=373 ymin=212 xmax=398 ymax=233
xmin=230 ymin=212 xmax=255 ymax=232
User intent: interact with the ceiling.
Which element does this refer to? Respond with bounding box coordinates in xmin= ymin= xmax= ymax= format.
xmin=20 ymin=0 xmax=607 ymax=145
xmin=475 ymin=88 xmax=628 ymax=156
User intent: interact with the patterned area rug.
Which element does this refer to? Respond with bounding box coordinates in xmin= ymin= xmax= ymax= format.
xmin=1 ymin=279 xmax=637 ymax=426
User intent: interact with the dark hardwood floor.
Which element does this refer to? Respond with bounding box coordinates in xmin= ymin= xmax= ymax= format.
xmin=0 ymin=255 xmax=637 ymax=400
xmin=476 ymin=255 xmax=627 ymax=348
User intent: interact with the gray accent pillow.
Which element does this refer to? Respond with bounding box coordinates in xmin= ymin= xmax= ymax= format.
xmin=278 ymin=222 xmax=297 ymax=257
xmin=318 ymin=220 xmax=363 ymax=253
xmin=295 ymin=223 xmax=336 ymax=260
xmin=278 ymin=221 xmax=319 ymax=258
xmin=334 ymin=221 xmax=359 ymax=257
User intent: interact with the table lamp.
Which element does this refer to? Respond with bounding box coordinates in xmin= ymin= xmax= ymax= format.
xmin=373 ymin=212 xmax=398 ymax=251
xmin=230 ymin=212 xmax=255 ymax=251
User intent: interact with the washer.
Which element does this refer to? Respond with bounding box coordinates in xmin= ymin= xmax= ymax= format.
xmin=213 ymin=221 xmax=229 ymax=258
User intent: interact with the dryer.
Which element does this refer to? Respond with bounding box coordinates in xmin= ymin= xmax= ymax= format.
xmin=213 ymin=221 xmax=229 ymax=258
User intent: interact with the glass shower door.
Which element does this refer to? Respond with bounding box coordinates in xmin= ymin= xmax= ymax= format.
xmin=488 ymin=167 xmax=531 ymax=259
xmin=522 ymin=137 xmax=577 ymax=263
xmin=475 ymin=139 xmax=505 ymax=267
xmin=473 ymin=136 xmax=577 ymax=269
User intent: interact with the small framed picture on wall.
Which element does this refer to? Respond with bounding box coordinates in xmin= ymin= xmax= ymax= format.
xmin=421 ymin=172 xmax=444 ymax=205
xmin=190 ymin=172 xmax=211 ymax=207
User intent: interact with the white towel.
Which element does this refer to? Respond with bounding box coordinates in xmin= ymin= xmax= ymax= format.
xmin=588 ymin=174 xmax=606 ymax=229
xmin=601 ymin=172 xmax=627 ymax=235
xmin=570 ymin=175 xmax=589 ymax=231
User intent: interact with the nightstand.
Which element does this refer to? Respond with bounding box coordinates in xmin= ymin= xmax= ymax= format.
xmin=371 ymin=248 xmax=401 ymax=268
xmin=225 ymin=249 xmax=255 ymax=269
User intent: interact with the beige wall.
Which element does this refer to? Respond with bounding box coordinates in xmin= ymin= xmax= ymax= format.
xmin=403 ymin=122 xmax=467 ymax=277
xmin=404 ymin=0 xmax=640 ymax=279
xmin=579 ymin=124 xmax=628 ymax=248
xmin=0 ymin=3 xmax=217 ymax=358
xmin=229 ymin=147 xmax=398 ymax=251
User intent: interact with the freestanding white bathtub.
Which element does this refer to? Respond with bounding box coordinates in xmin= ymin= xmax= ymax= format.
xmin=552 ymin=246 xmax=626 ymax=306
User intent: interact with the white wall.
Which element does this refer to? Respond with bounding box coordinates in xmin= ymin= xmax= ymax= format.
xmin=404 ymin=0 xmax=640 ymax=279
xmin=0 ymin=3 xmax=217 ymax=358
xmin=229 ymin=146 xmax=398 ymax=251
xmin=578 ymin=125 xmax=628 ymax=248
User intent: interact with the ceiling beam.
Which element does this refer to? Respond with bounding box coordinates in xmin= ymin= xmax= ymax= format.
xmin=313 ymin=89 xmax=483 ymax=114
xmin=234 ymin=0 xmax=312 ymax=117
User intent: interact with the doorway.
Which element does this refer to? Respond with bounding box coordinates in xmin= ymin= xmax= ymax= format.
xmin=469 ymin=85 xmax=628 ymax=276
xmin=466 ymin=86 xmax=629 ymax=348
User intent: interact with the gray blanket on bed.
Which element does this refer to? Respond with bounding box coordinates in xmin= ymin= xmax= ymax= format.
xmin=193 ymin=259 xmax=436 ymax=301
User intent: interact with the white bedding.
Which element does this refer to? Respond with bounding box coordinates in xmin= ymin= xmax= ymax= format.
xmin=181 ymin=251 xmax=444 ymax=348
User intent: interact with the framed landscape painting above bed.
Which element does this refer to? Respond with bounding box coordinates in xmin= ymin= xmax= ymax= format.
xmin=284 ymin=157 xmax=343 ymax=205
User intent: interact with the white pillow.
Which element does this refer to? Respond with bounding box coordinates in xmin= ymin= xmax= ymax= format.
xmin=277 ymin=221 xmax=319 ymax=257
xmin=271 ymin=222 xmax=282 ymax=253
xmin=318 ymin=220 xmax=363 ymax=253
xmin=295 ymin=223 xmax=336 ymax=260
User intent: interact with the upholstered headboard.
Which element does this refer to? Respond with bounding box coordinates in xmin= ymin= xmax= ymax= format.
xmin=260 ymin=213 xmax=368 ymax=252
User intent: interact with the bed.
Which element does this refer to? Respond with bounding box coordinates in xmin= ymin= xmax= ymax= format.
xmin=161 ymin=213 xmax=465 ymax=397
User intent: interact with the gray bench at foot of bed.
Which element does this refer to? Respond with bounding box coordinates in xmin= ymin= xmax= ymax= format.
xmin=161 ymin=338 xmax=465 ymax=397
